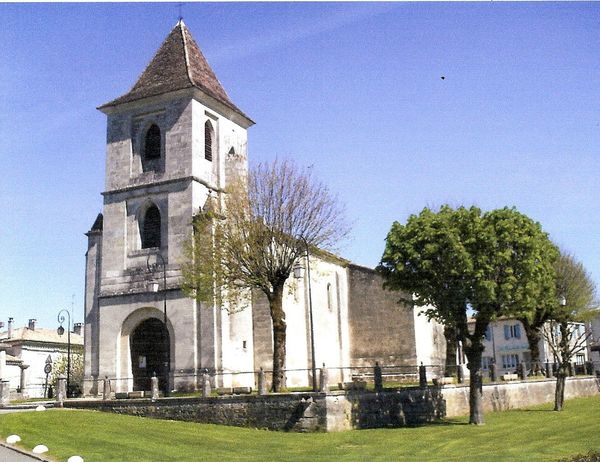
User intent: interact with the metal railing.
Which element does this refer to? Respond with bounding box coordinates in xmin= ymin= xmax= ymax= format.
xmin=13 ymin=360 xmax=599 ymax=402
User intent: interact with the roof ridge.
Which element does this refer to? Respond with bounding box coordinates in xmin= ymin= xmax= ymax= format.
xmin=99 ymin=22 xmax=253 ymax=124
xmin=178 ymin=20 xmax=195 ymax=88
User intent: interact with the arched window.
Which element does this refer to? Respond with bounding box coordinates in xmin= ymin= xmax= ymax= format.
xmin=204 ymin=120 xmax=214 ymax=161
xmin=327 ymin=283 xmax=333 ymax=311
xmin=144 ymin=124 xmax=161 ymax=160
xmin=142 ymin=204 xmax=161 ymax=249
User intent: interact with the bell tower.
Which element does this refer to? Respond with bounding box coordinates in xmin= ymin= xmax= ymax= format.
xmin=84 ymin=20 xmax=255 ymax=394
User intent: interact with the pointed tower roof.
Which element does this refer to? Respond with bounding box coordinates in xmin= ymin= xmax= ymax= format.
xmin=100 ymin=21 xmax=251 ymax=122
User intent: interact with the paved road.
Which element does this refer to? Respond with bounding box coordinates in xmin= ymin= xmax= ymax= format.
xmin=0 ymin=444 xmax=45 ymax=461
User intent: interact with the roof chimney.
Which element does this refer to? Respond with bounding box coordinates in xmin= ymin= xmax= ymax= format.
xmin=7 ymin=318 xmax=13 ymax=339
xmin=28 ymin=319 xmax=37 ymax=331
xmin=73 ymin=323 xmax=83 ymax=336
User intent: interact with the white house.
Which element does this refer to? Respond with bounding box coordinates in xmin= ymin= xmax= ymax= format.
xmin=474 ymin=317 xmax=589 ymax=375
xmin=0 ymin=318 xmax=83 ymax=398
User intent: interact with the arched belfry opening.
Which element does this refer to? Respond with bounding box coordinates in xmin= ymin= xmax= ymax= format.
xmin=144 ymin=124 xmax=161 ymax=159
xmin=141 ymin=204 xmax=161 ymax=249
xmin=130 ymin=318 xmax=170 ymax=391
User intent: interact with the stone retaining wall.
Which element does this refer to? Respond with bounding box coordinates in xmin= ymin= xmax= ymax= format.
xmin=66 ymin=393 xmax=326 ymax=432
xmin=442 ymin=376 xmax=600 ymax=417
xmin=66 ymin=387 xmax=444 ymax=432
xmin=65 ymin=377 xmax=600 ymax=432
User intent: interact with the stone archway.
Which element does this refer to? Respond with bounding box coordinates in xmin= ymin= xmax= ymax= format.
xmin=130 ymin=318 xmax=170 ymax=391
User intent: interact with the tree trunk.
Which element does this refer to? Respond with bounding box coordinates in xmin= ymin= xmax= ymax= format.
xmin=522 ymin=322 xmax=542 ymax=375
xmin=444 ymin=326 xmax=458 ymax=375
xmin=554 ymin=322 xmax=570 ymax=411
xmin=465 ymin=344 xmax=485 ymax=425
xmin=269 ymin=284 xmax=287 ymax=392
xmin=554 ymin=364 xmax=567 ymax=411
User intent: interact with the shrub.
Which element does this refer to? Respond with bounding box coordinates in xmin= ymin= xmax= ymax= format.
xmin=557 ymin=451 xmax=600 ymax=462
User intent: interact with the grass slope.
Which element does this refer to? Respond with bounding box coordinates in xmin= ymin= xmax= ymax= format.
xmin=1 ymin=396 xmax=599 ymax=462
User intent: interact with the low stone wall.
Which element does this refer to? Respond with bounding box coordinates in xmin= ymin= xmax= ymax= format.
xmin=66 ymin=387 xmax=445 ymax=432
xmin=443 ymin=376 xmax=600 ymax=417
xmin=329 ymin=387 xmax=445 ymax=431
xmin=64 ymin=377 xmax=599 ymax=432
xmin=66 ymin=393 xmax=326 ymax=432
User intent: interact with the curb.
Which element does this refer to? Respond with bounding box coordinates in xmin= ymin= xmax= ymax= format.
xmin=0 ymin=442 xmax=53 ymax=462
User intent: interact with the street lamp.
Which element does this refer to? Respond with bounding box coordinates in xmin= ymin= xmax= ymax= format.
xmin=147 ymin=253 xmax=169 ymax=397
xmin=293 ymin=237 xmax=318 ymax=392
xmin=57 ymin=309 xmax=71 ymax=396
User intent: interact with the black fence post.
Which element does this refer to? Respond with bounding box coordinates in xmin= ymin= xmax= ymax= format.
xmin=489 ymin=363 xmax=497 ymax=382
xmin=374 ymin=362 xmax=383 ymax=392
xmin=419 ymin=362 xmax=427 ymax=388
xmin=546 ymin=361 xmax=553 ymax=378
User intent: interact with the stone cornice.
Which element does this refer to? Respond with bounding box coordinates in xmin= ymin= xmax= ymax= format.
xmin=102 ymin=175 xmax=222 ymax=198
xmin=98 ymin=286 xmax=182 ymax=300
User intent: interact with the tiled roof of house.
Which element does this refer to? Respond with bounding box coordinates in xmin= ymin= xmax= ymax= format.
xmin=0 ymin=327 xmax=83 ymax=346
xmin=100 ymin=20 xmax=250 ymax=121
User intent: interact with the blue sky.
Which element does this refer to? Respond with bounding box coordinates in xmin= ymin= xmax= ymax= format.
xmin=1 ymin=2 xmax=599 ymax=329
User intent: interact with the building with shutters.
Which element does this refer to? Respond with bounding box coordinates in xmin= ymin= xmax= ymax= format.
xmin=83 ymin=20 xmax=445 ymax=395
xmin=473 ymin=317 xmax=589 ymax=375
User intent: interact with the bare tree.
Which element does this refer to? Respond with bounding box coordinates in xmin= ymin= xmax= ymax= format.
xmin=182 ymin=159 xmax=348 ymax=391
xmin=542 ymin=320 xmax=590 ymax=411
xmin=543 ymin=252 xmax=597 ymax=411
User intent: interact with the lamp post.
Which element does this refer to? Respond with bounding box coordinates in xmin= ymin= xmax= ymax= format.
xmin=57 ymin=309 xmax=71 ymax=396
xmin=147 ymin=253 xmax=169 ymax=397
xmin=293 ymin=237 xmax=318 ymax=392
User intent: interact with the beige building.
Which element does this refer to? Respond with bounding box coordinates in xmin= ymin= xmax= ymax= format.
xmin=0 ymin=318 xmax=83 ymax=398
xmin=83 ymin=21 xmax=444 ymax=394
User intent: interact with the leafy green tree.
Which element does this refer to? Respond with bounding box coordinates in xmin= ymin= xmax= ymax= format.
xmin=379 ymin=205 xmax=558 ymax=424
xmin=182 ymin=159 xmax=348 ymax=392
xmin=543 ymin=252 xmax=597 ymax=411
xmin=49 ymin=353 xmax=84 ymax=397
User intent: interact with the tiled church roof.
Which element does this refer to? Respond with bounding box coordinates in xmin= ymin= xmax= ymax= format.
xmin=100 ymin=20 xmax=250 ymax=120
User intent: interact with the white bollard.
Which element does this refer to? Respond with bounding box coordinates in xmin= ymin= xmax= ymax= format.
xmin=32 ymin=445 xmax=49 ymax=454
xmin=6 ymin=435 xmax=21 ymax=444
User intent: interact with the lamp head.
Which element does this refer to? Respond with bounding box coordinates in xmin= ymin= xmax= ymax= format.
xmin=293 ymin=261 xmax=304 ymax=279
xmin=148 ymin=280 xmax=160 ymax=293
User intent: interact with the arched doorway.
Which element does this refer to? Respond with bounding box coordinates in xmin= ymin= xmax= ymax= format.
xmin=130 ymin=318 xmax=170 ymax=391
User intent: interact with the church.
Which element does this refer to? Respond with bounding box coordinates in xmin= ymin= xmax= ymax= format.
xmin=83 ymin=21 xmax=444 ymax=395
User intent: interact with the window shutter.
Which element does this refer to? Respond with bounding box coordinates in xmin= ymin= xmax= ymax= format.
xmin=514 ymin=324 xmax=521 ymax=339
xmin=205 ymin=121 xmax=213 ymax=161
xmin=504 ymin=325 xmax=510 ymax=340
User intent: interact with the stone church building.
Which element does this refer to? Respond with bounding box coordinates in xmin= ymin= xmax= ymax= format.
xmin=83 ymin=21 xmax=444 ymax=394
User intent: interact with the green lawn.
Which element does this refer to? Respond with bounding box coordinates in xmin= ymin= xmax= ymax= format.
xmin=1 ymin=396 xmax=599 ymax=462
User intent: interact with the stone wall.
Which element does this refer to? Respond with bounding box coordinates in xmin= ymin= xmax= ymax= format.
xmin=443 ymin=376 xmax=600 ymax=417
xmin=347 ymin=264 xmax=417 ymax=367
xmin=334 ymin=388 xmax=445 ymax=431
xmin=66 ymin=388 xmax=445 ymax=432
xmin=66 ymin=378 xmax=600 ymax=432
xmin=67 ymin=393 xmax=326 ymax=432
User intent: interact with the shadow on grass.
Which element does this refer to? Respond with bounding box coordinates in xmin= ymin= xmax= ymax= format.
xmin=357 ymin=419 xmax=469 ymax=430
xmin=516 ymin=409 xmax=555 ymax=413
